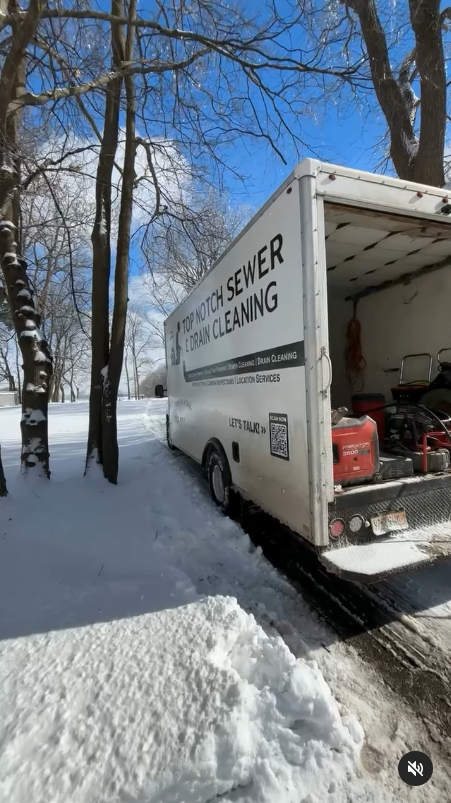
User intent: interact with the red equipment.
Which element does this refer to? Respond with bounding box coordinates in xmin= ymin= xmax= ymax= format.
xmin=352 ymin=392 xmax=386 ymax=441
xmin=332 ymin=415 xmax=380 ymax=487
xmin=418 ymin=432 xmax=451 ymax=472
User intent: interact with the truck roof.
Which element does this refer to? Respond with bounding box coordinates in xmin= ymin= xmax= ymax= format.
xmin=165 ymin=159 xmax=451 ymax=323
xmin=294 ymin=158 xmax=450 ymax=196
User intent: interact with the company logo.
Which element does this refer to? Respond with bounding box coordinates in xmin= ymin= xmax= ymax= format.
xmin=398 ymin=751 xmax=433 ymax=786
xmin=170 ymin=321 xmax=182 ymax=367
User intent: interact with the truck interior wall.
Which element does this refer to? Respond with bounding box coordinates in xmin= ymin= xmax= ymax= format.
xmin=328 ymin=267 xmax=451 ymax=407
xmin=327 ymin=291 xmax=352 ymax=408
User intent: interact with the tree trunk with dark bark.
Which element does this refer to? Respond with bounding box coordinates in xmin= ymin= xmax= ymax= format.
xmin=408 ymin=0 xmax=446 ymax=186
xmin=52 ymin=374 xmax=60 ymax=402
xmin=86 ymin=0 xmax=124 ymax=471
xmin=0 ymin=445 xmax=7 ymax=496
xmin=132 ymin=351 xmax=139 ymax=399
xmin=102 ymin=0 xmax=137 ymax=484
xmin=346 ymin=0 xmax=446 ymax=186
xmin=124 ymin=354 xmax=131 ymax=400
xmin=16 ymin=345 xmax=21 ymax=403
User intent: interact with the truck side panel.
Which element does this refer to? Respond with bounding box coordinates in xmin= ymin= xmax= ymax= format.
xmin=165 ymin=179 xmax=313 ymax=541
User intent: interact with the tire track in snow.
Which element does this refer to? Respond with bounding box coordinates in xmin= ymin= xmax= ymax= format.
xmin=240 ymin=506 xmax=451 ymax=762
xmin=144 ymin=404 xmax=451 ymax=783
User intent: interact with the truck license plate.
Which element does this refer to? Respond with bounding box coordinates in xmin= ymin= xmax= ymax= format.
xmin=371 ymin=510 xmax=408 ymax=536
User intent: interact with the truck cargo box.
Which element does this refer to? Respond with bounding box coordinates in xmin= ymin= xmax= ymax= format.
xmin=164 ymin=160 xmax=451 ymax=581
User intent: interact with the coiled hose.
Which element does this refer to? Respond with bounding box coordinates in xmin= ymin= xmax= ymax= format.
xmin=344 ymin=303 xmax=366 ymax=391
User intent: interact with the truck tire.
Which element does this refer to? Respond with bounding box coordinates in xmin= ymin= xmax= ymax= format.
xmin=166 ymin=414 xmax=175 ymax=451
xmin=207 ymin=449 xmax=234 ymax=515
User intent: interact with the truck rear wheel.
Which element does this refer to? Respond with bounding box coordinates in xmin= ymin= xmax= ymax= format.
xmin=166 ymin=414 xmax=175 ymax=451
xmin=207 ymin=449 xmax=234 ymax=515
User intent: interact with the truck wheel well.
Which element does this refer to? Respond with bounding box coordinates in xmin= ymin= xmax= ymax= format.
xmin=204 ymin=439 xmax=241 ymax=518
xmin=202 ymin=439 xmax=229 ymax=472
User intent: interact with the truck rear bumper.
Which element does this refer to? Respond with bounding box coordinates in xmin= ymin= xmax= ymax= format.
xmin=320 ymin=524 xmax=451 ymax=582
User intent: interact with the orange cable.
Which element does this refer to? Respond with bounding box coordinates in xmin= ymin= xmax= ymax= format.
xmin=344 ymin=313 xmax=366 ymax=390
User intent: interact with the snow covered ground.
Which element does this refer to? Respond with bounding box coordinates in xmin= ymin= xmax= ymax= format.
xmin=0 ymin=400 xmax=449 ymax=802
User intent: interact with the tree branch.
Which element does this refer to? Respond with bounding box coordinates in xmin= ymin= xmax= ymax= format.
xmin=0 ymin=0 xmax=46 ymax=133
xmin=8 ymin=52 xmax=210 ymax=112
xmin=1 ymin=8 xmax=365 ymax=79
xmin=408 ymin=0 xmax=446 ymax=186
xmin=343 ymin=0 xmax=418 ymax=179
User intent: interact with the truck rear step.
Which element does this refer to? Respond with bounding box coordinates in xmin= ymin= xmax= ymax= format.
xmin=321 ymin=523 xmax=451 ymax=582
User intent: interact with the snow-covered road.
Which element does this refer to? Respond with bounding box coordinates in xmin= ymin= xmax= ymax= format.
xmin=0 ymin=400 xmax=450 ymax=802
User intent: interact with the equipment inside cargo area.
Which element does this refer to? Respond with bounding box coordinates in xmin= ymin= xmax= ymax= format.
xmin=326 ymin=203 xmax=451 ymax=498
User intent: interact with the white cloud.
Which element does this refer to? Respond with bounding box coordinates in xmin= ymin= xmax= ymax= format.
xmin=23 ymin=131 xmax=192 ymax=248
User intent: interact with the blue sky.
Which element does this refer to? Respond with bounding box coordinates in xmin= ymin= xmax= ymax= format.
xmin=178 ymin=0 xmax=393 ymax=209
xmin=118 ymin=0 xmax=394 ymax=216
xmin=145 ymin=0 xmax=393 ymax=214
xmin=221 ymin=103 xmax=387 ymax=210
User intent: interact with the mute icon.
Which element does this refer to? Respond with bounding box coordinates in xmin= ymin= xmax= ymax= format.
xmin=399 ymin=751 xmax=432 ymax=786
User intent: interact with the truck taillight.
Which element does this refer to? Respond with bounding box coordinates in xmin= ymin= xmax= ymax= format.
xmin=329 ymin=518 xmax=345 ymax=539
xmin=348 ymin=514 xmax=364 ymax=534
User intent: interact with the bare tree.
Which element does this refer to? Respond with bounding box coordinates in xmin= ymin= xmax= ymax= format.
xmin=139 ymin=192 xmax=249 ymax=360
xmin=298 ymin=0 xmax=451 ymax=185
xmin=0 ymin=0 xmax=357 ymax=484
xmin=19 ymin=169 xmax=91 ymax=405
xmin=145 ymin=192 xmax=246 ymax=294
xmin=125 ymin=305 xmax=155 ymax=398
xmin=86 ymin=0 xmax=138 ymax=482
xmin=0 ymin=304 xmax=16 ymax=391
xmin=124 ymin=353 xmax=131 ymax=400
xmin=80 ymin=0 xmax=342 ymax=482
xmin=140 ymin=365 xmax=167 ymax=398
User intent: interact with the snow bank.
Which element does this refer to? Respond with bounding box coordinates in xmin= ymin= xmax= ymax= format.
xmin=0 ymin=596 xmax=365 ymax=803
xmin=0 ymin=401 xmax=381 ymax=803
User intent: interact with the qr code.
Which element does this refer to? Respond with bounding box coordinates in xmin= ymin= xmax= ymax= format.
xmin=269 ymin=413 xmax=289 ymax=460
xmin=270 ymin=423 xmax=288 ymax=458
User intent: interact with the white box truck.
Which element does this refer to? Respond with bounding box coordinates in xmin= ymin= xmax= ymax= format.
xmin=162 ymin=159 xmax=451 ymax=581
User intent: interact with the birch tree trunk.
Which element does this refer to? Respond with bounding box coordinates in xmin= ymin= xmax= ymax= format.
xmin=0 ymin=0 xmax=52 ymax=476
xmin=0 ymin=227 xmax=52 ymax=474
